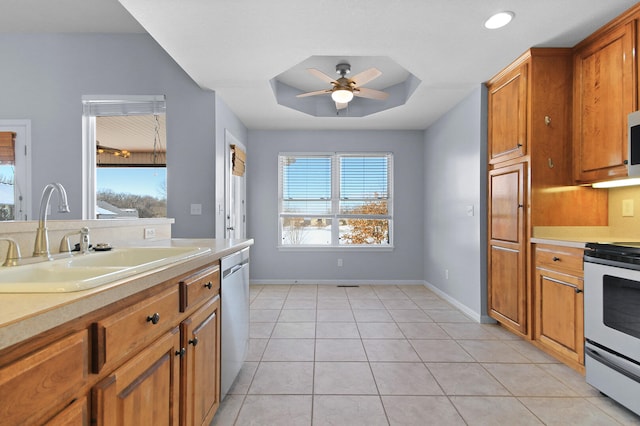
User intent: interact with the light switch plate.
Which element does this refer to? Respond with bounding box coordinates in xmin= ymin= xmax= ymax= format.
xmin=622 ymin=199 xmax=634 ymax=217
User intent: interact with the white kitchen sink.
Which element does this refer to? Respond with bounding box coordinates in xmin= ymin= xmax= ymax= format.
xmin=0 ymin=246 xmax=210 ymax=293
xmin=62 ymin=246 xmax=207 ymax=268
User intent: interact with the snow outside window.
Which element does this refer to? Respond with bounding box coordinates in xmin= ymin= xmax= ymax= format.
xmin=278 ymin=152 xmax=393 ymax=248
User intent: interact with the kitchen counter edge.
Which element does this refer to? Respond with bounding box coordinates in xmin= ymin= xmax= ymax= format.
xmin=0 ymin=238 xmax=253 ymax=351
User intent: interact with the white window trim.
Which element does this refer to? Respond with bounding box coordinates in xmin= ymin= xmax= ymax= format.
xmin=277 ymin=151 xmax=394 ymax=250
xmin=81 ymin=95 xmax=166 ymax=219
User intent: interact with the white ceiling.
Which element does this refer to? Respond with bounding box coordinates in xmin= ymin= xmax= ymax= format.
xmin=2 ymin=0 xmax=638 ymax=131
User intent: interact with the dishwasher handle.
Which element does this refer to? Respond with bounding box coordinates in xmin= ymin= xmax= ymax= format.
xmin=223 ymin=259 xmax=249 ymax=279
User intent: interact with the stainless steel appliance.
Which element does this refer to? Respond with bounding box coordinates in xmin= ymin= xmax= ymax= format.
xmin=628 ymin=111 xmax=640 ymax=176
xmin=220 ymin=247 xmax=250 ymax=399
xmin=584 ymin=243 xmax=640 ymax=415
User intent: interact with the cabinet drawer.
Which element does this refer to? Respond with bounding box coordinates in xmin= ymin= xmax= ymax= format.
xmin=0 ymin=330 xmax=88 ymax=425
xmin=93 ymin=286 xmax=180 ymax=373
xmin=535 ymin=244 xmax=584 ymax=274
xmin=180 ymin=264 xmax=220 ymax=312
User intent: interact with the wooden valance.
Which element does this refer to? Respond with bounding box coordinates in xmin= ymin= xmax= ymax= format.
xmin=0 ymin=132 xmax=15 ymax=164
xmin=231 ymin=144 xmax=246 ymax=177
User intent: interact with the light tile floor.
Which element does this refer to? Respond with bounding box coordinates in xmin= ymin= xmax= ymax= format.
xmin=211 ymin=284 xmax=640 ymax=425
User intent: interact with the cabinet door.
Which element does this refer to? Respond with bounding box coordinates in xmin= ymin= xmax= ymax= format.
xmin=488 ymin=62 xmax=528 ymax=164
xmin=489 ymin=243 xmax=527 ymax=333
xmin=93 ymin=327 xmax=181 ymax=426
xmin=0 ymin=330 xmax=88 ymax=426
xmin=181 ymin=296 xmax=221 ymax=426
xmin=489 ymin=163 xmax=526 ymax=243
xmin=573 ymin=22 xmax=636 ymax=183
xmin=534 ymin=269 xmax=584 ymax=367
xmin=488 ymin=163 xmax=527 ymax=334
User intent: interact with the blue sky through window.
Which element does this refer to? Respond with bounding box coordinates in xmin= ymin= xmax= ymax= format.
xmin=97 ymin=167 xmax=166 ymax=199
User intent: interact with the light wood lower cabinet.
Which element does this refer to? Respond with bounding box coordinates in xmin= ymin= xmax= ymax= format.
xmin=181 ymin=296 xmax=221 ymax=426
xmin=533 ymin=244 xmax=585 ymax=373
xmin=93 ymin=327 xmax=182 ymax=425
xmin=0 ymin=330 xmax=88 ymax=425
xmin=0 ymin=260 xmax=223 ymax=426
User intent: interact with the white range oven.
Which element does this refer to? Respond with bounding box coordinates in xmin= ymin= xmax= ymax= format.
xmin=584 ymin=242 xmax=640 ymax=415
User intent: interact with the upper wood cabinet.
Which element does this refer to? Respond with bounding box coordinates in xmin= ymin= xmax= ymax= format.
xmin=488 ymin=62 xmax=528 ymax=164
xmin=573 ymin=21 xmax=636 ymax=183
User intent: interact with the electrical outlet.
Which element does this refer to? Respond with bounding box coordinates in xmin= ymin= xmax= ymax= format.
xmin=190 ymin=203 xmax=202 ymax=215
xmin=337 ymin=258 xmax=343 ymax=267
xmin=144 ymin=228 xmax=156 ymax=239
xmin=622 ymin=199 xmax=634 ymax=217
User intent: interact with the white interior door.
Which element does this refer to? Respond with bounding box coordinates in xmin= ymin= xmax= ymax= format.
xmin=225 ymin=130 xmax=246 ymax=239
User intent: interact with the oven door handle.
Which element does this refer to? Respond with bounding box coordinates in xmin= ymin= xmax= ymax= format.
xmin=585 ymin=342 xmax=640 ymax=383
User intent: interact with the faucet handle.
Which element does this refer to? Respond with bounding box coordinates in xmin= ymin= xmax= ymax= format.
xmin=59 ymin=233 xmax=75 ymax=253
xmin=1 ymin=238 xmax=22 ymax=267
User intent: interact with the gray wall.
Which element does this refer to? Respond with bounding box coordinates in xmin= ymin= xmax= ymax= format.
xmin=423 ymin=86 xmax=489 ymax=321
xmin=247 ymin=129 xmax=424 ymax=283
xmin=0 ymin=33 xmax=219 ymax=238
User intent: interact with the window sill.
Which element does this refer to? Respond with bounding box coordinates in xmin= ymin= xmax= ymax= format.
xmin=277 ymin=245 xmax=394 ymax=252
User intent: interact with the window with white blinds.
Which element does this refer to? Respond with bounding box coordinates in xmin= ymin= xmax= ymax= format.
xmin=278 ymin=152 xmax=393 ymax=247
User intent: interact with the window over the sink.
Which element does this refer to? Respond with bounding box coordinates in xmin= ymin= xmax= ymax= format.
xmin=278 ymin=152 xmax=393 ymax=248
xmin=82 ymin=95 xmax=167 ymax=219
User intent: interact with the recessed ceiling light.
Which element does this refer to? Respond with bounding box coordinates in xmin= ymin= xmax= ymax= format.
xmin=484 ymin=11 xmax=514 ymax=29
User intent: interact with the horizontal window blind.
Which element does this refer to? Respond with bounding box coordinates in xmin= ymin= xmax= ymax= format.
xmin=339 ymin=155 xmax=390 ymax=215
xmin=280 ymin=155 xmax=332 ymax=216
xmin=278 ymin=152 xmax=393 ymax=247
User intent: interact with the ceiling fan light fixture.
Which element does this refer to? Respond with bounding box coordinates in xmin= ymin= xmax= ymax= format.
xmin=484 ymin=11 xmax=514 ymax=29
xmin=331 ymin=89 xmax=354 ymax=104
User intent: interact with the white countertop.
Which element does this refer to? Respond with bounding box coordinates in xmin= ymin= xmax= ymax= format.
xmin=0 ymin=238 xmax=253 ymax=351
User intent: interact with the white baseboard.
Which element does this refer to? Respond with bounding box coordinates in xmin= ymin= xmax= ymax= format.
xmin=250 ymin=279 xmax=426 ymax=286
xmin=423 ymin=280 xmax=493 ymax=324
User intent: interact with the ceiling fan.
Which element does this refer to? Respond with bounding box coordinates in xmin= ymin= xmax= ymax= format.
xmin=296 ymin=63 xmax=390 ymax=110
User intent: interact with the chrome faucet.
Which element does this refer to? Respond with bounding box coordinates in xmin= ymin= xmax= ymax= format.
xmin=0 ymin=237 xmax=21 ymax=266
xmin=33 ymin=182 xmax=70 ymax=258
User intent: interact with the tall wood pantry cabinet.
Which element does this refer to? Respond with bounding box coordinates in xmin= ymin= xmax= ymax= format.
xmin=487 ymin=48 xmax=607 ymax=338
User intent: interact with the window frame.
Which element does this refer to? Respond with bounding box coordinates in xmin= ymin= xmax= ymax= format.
xmin=81 ymin=95 xmax=166 ymax=219
xmin=278 ymin=151 xmax=393 ymax=250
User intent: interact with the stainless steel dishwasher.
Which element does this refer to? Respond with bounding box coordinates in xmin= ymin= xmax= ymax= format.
xmin=220 ymin=247 xmax=250 ymax=399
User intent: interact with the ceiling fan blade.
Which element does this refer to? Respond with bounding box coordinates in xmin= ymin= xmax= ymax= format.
xmin=336 ymin=102 xmax=349 ymax=110
xmin=350 ymin=68 xmax=382 ymax=86
xmin=296 ymin=89 xmax=331 ymax=98
xmin=306 ymin=68 xmax=336 ymax=84
xmin=354 ymin=87 xmax=389 ymax=100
